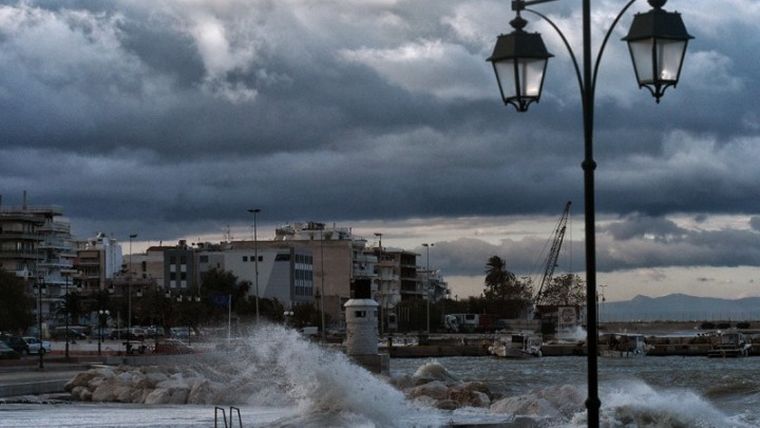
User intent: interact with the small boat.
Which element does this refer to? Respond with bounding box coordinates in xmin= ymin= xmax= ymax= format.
xmin=600 ymin=334 xmax=648 ymax=358
xmin=489 ymin=334 xmax=542 ymax=358
xmin=707 ymin=331 xmax=752 ymax=358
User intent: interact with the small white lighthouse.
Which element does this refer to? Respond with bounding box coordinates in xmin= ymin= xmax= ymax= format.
xmin=344 ymin=278 xmax=388 ymax=373
xmin=345 ymin=298 xmax=379 ymax=356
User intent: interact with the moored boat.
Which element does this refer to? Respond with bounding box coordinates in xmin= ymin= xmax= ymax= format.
xmin=707 ymin=331 xmax=751 ymax=358
xmin=489 ymin=334 xmax=542 ymax=359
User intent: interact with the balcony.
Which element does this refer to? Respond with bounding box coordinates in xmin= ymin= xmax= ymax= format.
xmin=0 ymin=231 xmax=40 ymax=240
xmin=0 ymin=251 xmax=43 ymax=259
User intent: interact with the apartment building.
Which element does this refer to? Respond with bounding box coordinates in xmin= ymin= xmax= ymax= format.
xmin=0 ymin=197 xmax=76 ymax=321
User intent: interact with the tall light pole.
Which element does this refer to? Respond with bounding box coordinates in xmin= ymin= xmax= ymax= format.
xmin=247 ymin=209 xmax=261 ymax=324
xmin=63 ymin=271 xmax=70 ymax=359
xmin=487 ymin=1 xmax=692 ymax=425
xmin=422 ymin=243 xmax=434 ymax=334
xmin=319 ymin=228 xmax=326 ymax=342
xmin=98 ymin=309 xmax=109 ymax=356
xmin=127 ymin=233 xmax=137 ymax=351
xmin=33 ymin=274 xmax=46 ymax=369
xmin=374 ymin=232 xmax=384 ymax=335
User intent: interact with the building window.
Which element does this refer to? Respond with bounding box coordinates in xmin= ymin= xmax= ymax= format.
xmin=243 ymin=256 xmax=248 ymax=262
xmin=275 ymin=254 xmax=290 ymax=262
xmin=180 ymin=256 xmax=186 ymax=264
xmin=199 ymin=255 xmax=209 ymax=263
xmin=354 ymin=311 xmax=366 ymax=318
xmin=170 ymin=280 xmax=176 ymax=288
xmin=180 ymin=272 xmax=187 ymax=280
xmin=170 ymin=256 xmax=176 ymax=264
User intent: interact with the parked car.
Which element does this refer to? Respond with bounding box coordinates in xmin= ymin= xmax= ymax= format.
xmin=109 ymin=329 xmax=128 ymax=340
xmin=51 ymin=326 xmax=88 ymax=340
xmin=22 ymin=337 xmax=52 ymax=355
xmin=155 ymin=339 xmax=194 ymax=354
xmin=128 ymin=327 xmax=147 ymax=341
xmin=0 ymin=335 xmax=29 ymax=354
xmin=0 ymin=341 xmax=21 ymax=359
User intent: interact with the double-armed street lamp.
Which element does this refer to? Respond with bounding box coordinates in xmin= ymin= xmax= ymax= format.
xmin=247 ymin=208 xmax=262 ymax=324
xmin=486 ymin=0 xmax=692 ymax=426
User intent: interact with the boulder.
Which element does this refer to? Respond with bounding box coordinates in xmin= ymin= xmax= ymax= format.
xmin=70 ymin=386 xmax=90 ymax=401
xmin=435 ymin=399 xmax=459 ymax=410
xmin=65 ymin=372 xmax=97 ymax=392
xmin=188 ymin=380 xmax=216 ymax=405
xmin=145 ymin=372 xmax=168 ymax=387
xmin=167 ymin=388 xmax=189 ymax=404
xmin=408 ymin=381 xmax=449 ymax=400
xmin=448 ymin=384 xmax=492 ymax=408
xmin=389 ymin=374 xmax=415 ymax=391
xmin=459 ymin=381 xmax=492 ymax=399
xmin=91 ymin=379 xmax=118 ymax=402
xmin=113 ymin=385 xmax=133 ymax=403
xmin=490 ymin=395 xmax=561 ymax=419
xmin=144 ymin=388 xmax=171 ymax=405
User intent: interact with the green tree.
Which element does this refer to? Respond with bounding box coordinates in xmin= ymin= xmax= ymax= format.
xmin=539 ymin=274 xmax=585 ymax=306
xmin=483 ymin=256 xmax=532 ymax=301
xmin=58 ymin=291 xmax=85 ymax=325
xmin=200 ymin=268 xmax=250 ymax=322
xmin=0 ymin=269 xmax=34 ymax=333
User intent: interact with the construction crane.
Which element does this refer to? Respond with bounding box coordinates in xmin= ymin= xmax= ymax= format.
xmin=534 ymin=201 xmax=572 ymax=306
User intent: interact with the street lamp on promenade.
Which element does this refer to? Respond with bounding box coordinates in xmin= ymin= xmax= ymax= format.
xmin=487 ymin=0 xmax=692 ymax=426
xmin=374 ymin=232 xmax=384 ymax=335
xmin=421 ymin=243 xmax=434 ymax=334
xmin=98 ymin=309 xmax=110 ymax=356
xmin=127 ymin=233 xmax=137 ymax=353
xmin=247 ymin=209 xmax=261 ymax=324
xmin=33 ymin=275 xmax=47 ymax=369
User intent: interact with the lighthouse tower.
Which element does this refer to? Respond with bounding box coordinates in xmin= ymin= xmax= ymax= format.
xmin=344 ymin=278 xmax=388 ymax=373
xmin=345 ymin=298 xmax=379 ymax=356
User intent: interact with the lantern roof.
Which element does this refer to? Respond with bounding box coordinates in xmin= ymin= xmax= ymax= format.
xmin=623 ymin=5 xmax=693 ymax=42
xmin=487 ymin=17 xmax=553 ymax=62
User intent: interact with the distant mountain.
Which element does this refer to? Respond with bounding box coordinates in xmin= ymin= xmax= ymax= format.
xmin=601 ymin=294 xmax=760 ymax=321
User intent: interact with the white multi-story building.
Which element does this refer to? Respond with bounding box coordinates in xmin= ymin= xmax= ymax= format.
xmin=196 ymin=243 xmax=315 ymax=309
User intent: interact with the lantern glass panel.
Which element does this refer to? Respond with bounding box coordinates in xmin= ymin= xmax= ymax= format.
xmin=494 ymin=59 xmax=517 ymax=100
xmin=657 ymin=39 xmax=686 ymax=82
xmin=518 ymin=58 xmax=546 ymax=97
xmin=629 ymin=38 xmax=654 ymax=83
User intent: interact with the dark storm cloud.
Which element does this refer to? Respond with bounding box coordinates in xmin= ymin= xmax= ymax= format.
xmin=428 ymin=214 xmax=760 ymax=276
xmin=0 ymin=0 xmax=758 ymax=253
xmin=750 ymin=217 xmax=760 ymax=232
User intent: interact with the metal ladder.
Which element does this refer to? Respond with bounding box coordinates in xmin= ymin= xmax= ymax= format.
xmin=214 ymin=406 xmax=243 ymax=428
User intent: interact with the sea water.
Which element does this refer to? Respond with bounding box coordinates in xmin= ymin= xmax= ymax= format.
xmin=1 ymin=325 xmax=758 ymax=427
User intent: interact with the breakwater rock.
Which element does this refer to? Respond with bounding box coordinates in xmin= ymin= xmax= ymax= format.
xmin=391 ymin=361 xmax=494 ymax=410
xmin=64 ymin=365 xmax=225 ymax=405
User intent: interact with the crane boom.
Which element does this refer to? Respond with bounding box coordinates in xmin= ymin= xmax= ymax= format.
xmin=534 ymin=201 xmax=571 ymax=306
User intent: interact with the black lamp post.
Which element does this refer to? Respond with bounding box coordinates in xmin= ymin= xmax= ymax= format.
xmin=374 ymin=232 xmax=384 ymax=335
xmin=32 ymin=277 xmax=47 ymax=369
xmin=98 ymin=309 xmax=109 ymax=356
xmin=487 ymin=0 xmax=692 ymax=426
xmin=247 ymin=208 xmax=261 ymax=324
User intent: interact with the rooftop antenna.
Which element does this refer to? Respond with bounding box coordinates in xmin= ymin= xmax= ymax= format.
xmin=22 ymin=190 xmax=27 ymax=210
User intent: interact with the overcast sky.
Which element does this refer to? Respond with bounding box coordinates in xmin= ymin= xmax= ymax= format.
xmin=1 ymin=0 xmax=758 ymax=300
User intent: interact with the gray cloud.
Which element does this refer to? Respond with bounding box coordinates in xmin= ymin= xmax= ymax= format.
xmin=0 ymin=0 xmax=757 ymax=262
xmin=427 ymin=214 xmax=760 ymax=277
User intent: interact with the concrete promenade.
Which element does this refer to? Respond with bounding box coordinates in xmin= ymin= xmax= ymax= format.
xmin=0 ymin=362 xmax=92 ymax=398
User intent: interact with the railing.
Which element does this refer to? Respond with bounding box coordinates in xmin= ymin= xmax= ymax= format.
xmin=214 ymin=406 xmax=243 ymax=428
